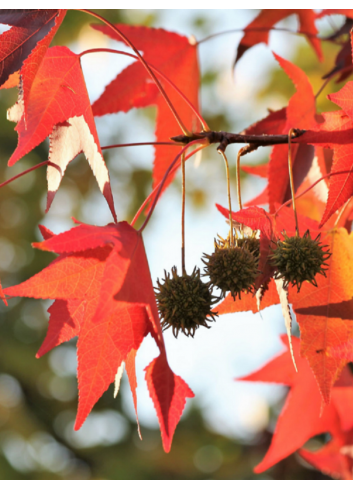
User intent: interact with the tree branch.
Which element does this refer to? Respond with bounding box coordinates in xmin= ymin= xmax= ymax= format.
xmin=171 ymin=129 xmax=305 ymax=151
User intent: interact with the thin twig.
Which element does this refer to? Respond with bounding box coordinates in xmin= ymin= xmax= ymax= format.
xmin=171 ymin=129 xmax=305 ymax=148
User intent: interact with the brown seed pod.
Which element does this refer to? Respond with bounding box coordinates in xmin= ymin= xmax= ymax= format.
xmin=155 ymin=266 xmax=218 ymax=338
xmin=202 ymin=232 xmax=259 ymax=299
xmin=272 ymin=230 xmax=331 ymax=292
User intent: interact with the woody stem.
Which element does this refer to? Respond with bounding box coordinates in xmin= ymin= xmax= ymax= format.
xmin=219 ymin=150 xmax=234 ymax=246
xmin=181 ymin=153 xmax=186 ymax=275
xmin=288 ymin=128 xmax=300 ymax=237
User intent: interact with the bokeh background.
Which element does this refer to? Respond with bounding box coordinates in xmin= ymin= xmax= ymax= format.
xmin=0 ymin=9 xmax=348 ymax=480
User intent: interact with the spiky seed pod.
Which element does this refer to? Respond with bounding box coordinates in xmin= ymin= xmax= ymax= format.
xmin=237 ymin=236 xmax=260 ymax=259
xmin=155 ymin=266 xmax=218 ymax=338
xmin=215 ymin=230 xmax=260 ymax=256
xmin=272 ymin=230 xmax=331 ymax=292
xmin=202 ymin=235 xmax=259 ymax=299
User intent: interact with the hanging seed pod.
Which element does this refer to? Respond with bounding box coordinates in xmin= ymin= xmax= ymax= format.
xmin=215 ymin=229 xmax=260 ymax=256
xmin=272 ymin=230 xmax=331 ymax=292
xmin=202 ymin=231 xmax=259 ymax=299
xmin=155 ymin=266 xmax=218 ymax=338
xmin=237 ymin=234 xmax=260 ymax=259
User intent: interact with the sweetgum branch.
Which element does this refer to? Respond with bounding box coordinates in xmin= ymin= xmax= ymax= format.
xmin=171 ymin=128 xmax=305 ymax=151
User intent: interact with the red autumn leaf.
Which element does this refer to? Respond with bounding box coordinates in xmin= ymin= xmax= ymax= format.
xmin=241 ymin=163 xmax=268 ymax=178
xmin=298 ymin=110 xmax=353 ymax=226
xmin=239 ymin=335 xmax=353 ymax=475
xmin=273 ymin=54 xmax=316 ymax=131
xmin=7 ymin=45 xmax=116 ymax=220
xmin=214 ymin=278 xmax=280 ymax=316
xmin=318 ymin=17 xmax=353 ymax=83
xmin=4 ymin=221 xmax=193 ymax=451
xmin=329 ymin=339 xmax=353 ymax=363
xmin=316 ymin=9 xmax=353 ymax=19
xmin=288 ymin=228 xmax=353 ymax=403
xmin=0 ymin=10 xmax=66 ymax=90
xmin=145 ymin=352 xmax=194 ymax=453
xmin=37 ymin=299 xmax=84 ymax=358
xmin=36 ymin=216 xmax=85 ymax=357
xmin=0 ymin=279 xmax=7 ymax=306
xmin=299 ymin=429 xmax=353 ymax=480
xmin=294 ymin=146 xmax=330 ymax=224
xmin=243 ymin=54 xmax=316 ymax=212
xmin=330 ymin=83 xmax=353 ymax=124
xmin=268 ymin=54 xmax=316 ymax=212
xmin=124 ymin=348 xmax=140 ymax=435
xmin=235 ymin=10 xmax=322 ymax=66
xmin=0 ymin=70 xmax=20 ymax=89
xmin=91 ymin=24 xmax=201 ymax=192
xmin=243 ymin=107 xmax=287 ymax=136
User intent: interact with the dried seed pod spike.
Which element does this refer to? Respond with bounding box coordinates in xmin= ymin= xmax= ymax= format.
xmin=155 ymin=266 xmax=218 ymax=338
xmin=272 ymin=230 xmax=331 ymax=292
xmin=203 ymin=239 xmax=259 ymax=299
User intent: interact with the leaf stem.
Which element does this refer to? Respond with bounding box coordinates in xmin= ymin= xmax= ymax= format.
xmin=196 ymin=26 xmax=325 ymax=46
xmin=218 ymin=150 xmax=234 ymax=246
xmin=76 ymin=10 xmax=191 ymax=136
xmin=101 ymin=141 xmax=180 ymax=151
xmin=79 ymin=48 xmax=209 ymax=131
xmin=0 ymin=161 xmax=59 ymax=190
xmin=137 ymin=140 xmax=208 ymax=233
xmin=288 ymin=129 xmax=300 ymax=237
xmin=181 ymin=153 xmax=186 ymax=275
xmin=274 ymin=169 xmax=353 ymax=217
xmin=236 ymin=147 xmax=249 ymax=212
xmin=314 ymin=65 xmax=350 ymax=99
